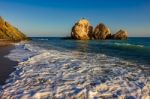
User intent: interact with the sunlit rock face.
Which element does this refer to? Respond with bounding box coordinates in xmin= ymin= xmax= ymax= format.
xmin=71 ymin=18 xmax=93 ymax=40
xmin=112 ymin=29 xmax=128 ymax=40
xmin=93 ymin=23 xmax=111 ymax=40
xmin=0 ymin=16 xmax=28 ymax=41
xmin=71 ymin=18 xmax=128 ymax=40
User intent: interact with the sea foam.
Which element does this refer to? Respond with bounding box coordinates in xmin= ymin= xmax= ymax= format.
xmin=0 ymin=42 xmax=150 ymax=99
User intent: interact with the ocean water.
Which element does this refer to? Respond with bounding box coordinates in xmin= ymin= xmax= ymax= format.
xmin=0 ymin=37 xmax=150 ymax=98
xmin=32 ymin=37 xmax=150 ymax=66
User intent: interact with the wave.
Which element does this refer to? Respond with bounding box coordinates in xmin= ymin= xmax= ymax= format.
xmin=37 ymin=38 xmax=49 ymax=41
xmin=112 ymin=43 xmax=150 ymax=54
xmin=114 ymin=43 xmax=144 ymax=48
xmin=0 ymin=42 xmax=150 ymax=98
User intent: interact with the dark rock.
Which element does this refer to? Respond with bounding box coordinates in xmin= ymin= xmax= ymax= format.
xmin=112 ymin=29 xmax=128 ymax=40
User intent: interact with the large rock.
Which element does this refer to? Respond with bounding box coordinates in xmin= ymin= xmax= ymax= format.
xmin=112 ymin=29 xmax=128 ymax=40
xmin=71 ymin=18 xmax=93 ymax=40
xmin=93 ymin=23 xmax=111 ymax=40
xmin=0 ymin=16 xmax=28 ymax=41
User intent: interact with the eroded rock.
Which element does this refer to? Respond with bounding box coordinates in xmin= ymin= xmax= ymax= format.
xmin=112 ymin=29 xmax=128 ymax=40
xmin=93 ymin=23 xmax=111 ymax=40
xmin=71 ymin=18 xmax=93 ymax=40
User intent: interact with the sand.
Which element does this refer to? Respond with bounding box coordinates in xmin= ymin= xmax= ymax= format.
xmin=0 ymin=42 xmax=17 ymax=85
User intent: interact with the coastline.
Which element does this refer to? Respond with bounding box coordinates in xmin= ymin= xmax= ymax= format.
xmin=0 ymin=41 xmax=149 ymax=98
xmin=0 ymin=42 xmax=18 ymax=85
xmin=0 ymin=40 xmax=12 ymax=47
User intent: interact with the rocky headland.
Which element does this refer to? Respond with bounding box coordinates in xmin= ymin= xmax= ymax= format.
xmin=0 ymin=16 xmax=28 ymax=42
xmin=71 ymin=18 xmax=128 ymax=40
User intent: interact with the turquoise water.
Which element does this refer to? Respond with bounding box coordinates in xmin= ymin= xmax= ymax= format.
xmin=1 ymin=37 xmax=150 ymax=98
xmin=31 ymin=37 xmax=150 ymax=66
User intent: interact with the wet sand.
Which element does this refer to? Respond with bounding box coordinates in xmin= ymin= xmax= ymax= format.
xmin=0 ymin=43 xmax=17 ymax=85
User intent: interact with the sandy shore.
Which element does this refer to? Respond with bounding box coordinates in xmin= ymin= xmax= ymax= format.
xmin=0 ymin=42 xmax=18 ymax=85
xmin=0 ymin=40 xmax=13 ymax=47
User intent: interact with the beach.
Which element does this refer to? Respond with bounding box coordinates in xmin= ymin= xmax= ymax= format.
xmin=0 ymin=42 xmax=17 ymax=85
xmin=0 ymin=0 xmax=150 ymax=98
xmin=0 ymin=38 xmax=149 ymax=98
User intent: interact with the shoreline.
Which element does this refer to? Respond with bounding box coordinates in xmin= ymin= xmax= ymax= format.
xmin=0 ymin=42 xmax=149 ymax=98
xmin=0 ymin=42 xmax=18 ymax=85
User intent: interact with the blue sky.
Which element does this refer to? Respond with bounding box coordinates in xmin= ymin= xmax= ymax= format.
xmin=0 ymin=0 xmax=150 ymax=37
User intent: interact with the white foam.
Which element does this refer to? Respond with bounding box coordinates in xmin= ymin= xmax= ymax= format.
xmin=114 ymin=43 xmax=144 ymax=48
xmin=38 ymin=39 xmax=49 ymax=41
xmin=0 ymin=42 xmax=150 ymax=98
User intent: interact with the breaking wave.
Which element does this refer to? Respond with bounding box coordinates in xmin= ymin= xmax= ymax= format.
xmin=38 ymin=39 xmax=49 ymax=41
xmin=0 ymin=42 xmax=150 ymax=99
xmin=114 ymin=43 xmax=144 ymax=48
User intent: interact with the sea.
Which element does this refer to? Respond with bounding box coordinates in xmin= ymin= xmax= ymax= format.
xmin=32 ymin=37 xmax=150 ymax=66
xmin=0 ymin=37 xmax=150 ymax=98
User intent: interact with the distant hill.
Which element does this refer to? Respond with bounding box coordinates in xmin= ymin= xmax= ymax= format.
xmin=0 ymin=16 xmax=28 ymax=41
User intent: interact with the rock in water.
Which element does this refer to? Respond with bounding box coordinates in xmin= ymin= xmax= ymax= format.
xmin=93 ymin=23 xmax=111 ymax=40
xmin=71 ymin=18 xmax=93 ymax=40
xmin=0 ymin=16 xmax=28 ymax=41
xmin=112 ymin=29 xmax=128 ymax=40
xmin=70 ymin=19 xmax=128 ymax=40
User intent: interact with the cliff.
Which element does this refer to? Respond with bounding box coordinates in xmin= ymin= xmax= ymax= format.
xmin=0 ymin=16 xmax=28 ymax=42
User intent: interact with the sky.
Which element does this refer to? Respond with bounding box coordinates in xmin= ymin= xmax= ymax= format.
xmin=0 ymin=0 xmax=150 ymax=37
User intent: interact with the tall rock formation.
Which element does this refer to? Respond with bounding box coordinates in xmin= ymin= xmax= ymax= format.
xmin=93 ymin=23 xmax=111 ymax=40
xmin=70 ymin=18 xmax=129 ymax=40
xmin=0 ymin=16 xmax=28 ymax=41
xmin=112 ymin=29 xmax=128 ymax=40
xmin=71 ymin=18 xmax=93 ymax=40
